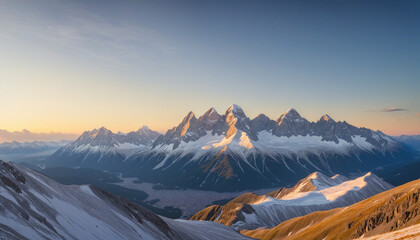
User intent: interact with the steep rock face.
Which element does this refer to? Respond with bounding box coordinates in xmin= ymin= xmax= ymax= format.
xmin=190 ymin=172 xmax=393 ymax=230
xmin=250 ymin=114 xmax=276 ymax=133
xmin=199 ymin=107 xmax=222 ymax=131
xmin=124 ymin=126 xmax=161 ymax=146
xmin=153 ymin=112 xmax=207 ymax=149
xmin=0 ymin=160 xmax=251 ymax=240
xmin=242 ymin=177 xmax=420 ymax=240
xmin=273 ymin=108 xmax=312 ymax=137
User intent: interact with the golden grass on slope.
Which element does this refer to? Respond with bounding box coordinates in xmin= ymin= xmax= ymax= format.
xmin=360 ymin=222 xmax=420 ymax=240
xmin=242 ymin=178 xmax=420 ymax=240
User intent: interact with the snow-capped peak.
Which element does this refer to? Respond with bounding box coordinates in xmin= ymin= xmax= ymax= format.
xmin=225 ymin=104 xmax=247 ymax=120
xmin=227 ymin=104 xmax=243 ymax=113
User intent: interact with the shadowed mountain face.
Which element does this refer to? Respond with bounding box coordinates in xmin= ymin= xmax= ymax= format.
xmin=190 ymin=172 xmax=393 ymax=230
xmin=241 ymin=177 xmax=420 ymax=240
xmin=0 ymin=160 xmax=250 ymax=240
xmin=46 ymin=105 xmax=417 ymax=191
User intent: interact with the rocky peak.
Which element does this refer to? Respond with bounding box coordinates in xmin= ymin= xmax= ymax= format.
xmin=226 ymin=104 xmax=247 ymax=120
xmin=199 ymin=107 xmax=222 ymax=131
xmin=182 ymin=111 xmax=196 ymax=123
xmin=276 ymin=108 xmax=303 ymax=124
xmin=95 ymin=127 xmax=113 ymax=136
xmin=250 ymin=114 xmax=276 ymax=133
xmin=73 ymin=127 xmax=118 ymax=147
xmin=274 ymin=108 xmax=311 ymax=137
xmin=154 ymin=111 xmax=206 ymax=149
xmin=179 ymin=112 xmax=199 ymax=137
xmin=319 ymin=114 xmax=335 ymax=123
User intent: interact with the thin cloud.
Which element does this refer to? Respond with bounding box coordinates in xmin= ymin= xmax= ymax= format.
xmin=380 ymin=108 xmax=408 ymax=113
xmin=0 ymin=130 xmax=78 ymax=143
xmin=1 ymin=6 xmax=175 ymax=68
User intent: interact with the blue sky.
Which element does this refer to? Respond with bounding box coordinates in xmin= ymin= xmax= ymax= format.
xmin=0 ymin=0 xmax=419 ymax=138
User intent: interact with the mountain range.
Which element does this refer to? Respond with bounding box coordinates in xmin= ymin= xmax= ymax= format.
xmin=44 ymin=105 xmax=416 ymax=191
xmin=394 ymin=135 xmax=420 ymax=151
xmin=190 ymin=171 xmax=393 ymax=230
xmin=0 ymin=140 xmax=70 ymax=155
xmin=46 ymin=126 xmax=160 ymax=169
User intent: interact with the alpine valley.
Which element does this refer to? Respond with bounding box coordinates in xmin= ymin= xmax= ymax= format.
xmin=45 ymin=105 xmax=416 ymax=192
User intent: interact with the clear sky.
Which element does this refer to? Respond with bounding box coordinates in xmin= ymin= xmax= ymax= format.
xmin=0 ymin=0 xmax=419 ymax=140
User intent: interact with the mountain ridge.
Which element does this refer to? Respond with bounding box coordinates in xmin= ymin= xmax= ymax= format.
xmin=45 ymin=105 xmax=417 ymax=191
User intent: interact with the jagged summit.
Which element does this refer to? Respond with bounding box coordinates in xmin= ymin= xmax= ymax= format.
xmin=199 ymin=107 xmax=222 ymax=131
xmin=320 ymin=114 xmax=334 ymax=122
xmin=277 ymin=108 xmax=303 ymax=122
xmin=204 ymin=107 xmax=217 ymax=115
xmin=227 ymin=104 xmax=243 ymax=113
xmin=286 ymin=107 xmax=299 ymax=114
xmin=183 ymin=111 xmax=196 ymax=122
xmin=200 ymin=107 xmax=220 ymax=120
xmin=225 ymin=104 xmax=247 ymax=120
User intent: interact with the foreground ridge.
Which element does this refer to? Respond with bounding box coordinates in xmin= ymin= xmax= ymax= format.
xmin=241 ymin=176 xmax=420 ymax=240
xmin=190 ymin=171 xmax=393 ymax=230
xmin=0 ymin=160 xmax=250 ymax=240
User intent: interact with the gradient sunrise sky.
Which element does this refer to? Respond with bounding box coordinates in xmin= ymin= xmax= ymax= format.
xmin=0 ymin=0 xmax=419 ymax=140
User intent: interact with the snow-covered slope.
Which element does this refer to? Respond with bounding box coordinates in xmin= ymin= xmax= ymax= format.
xmin=190 ymin=172 xmax=393 ymax=230
xmin=0 ymin=160 xmax=250 ymax=240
